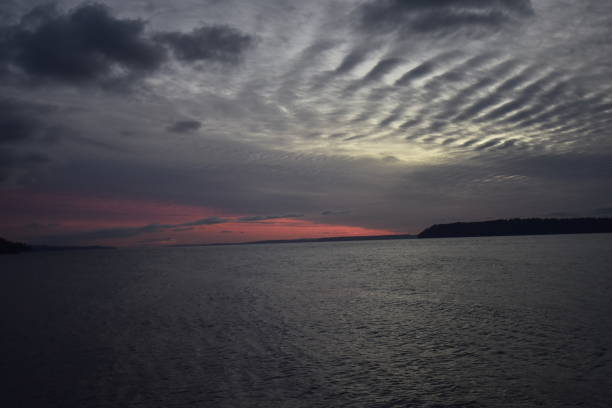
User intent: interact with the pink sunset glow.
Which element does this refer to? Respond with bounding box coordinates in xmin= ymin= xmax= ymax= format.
xmin=1 ymin=190 xmax=399 ymax=246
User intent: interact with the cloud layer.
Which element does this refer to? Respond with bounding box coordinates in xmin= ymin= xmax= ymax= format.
xmin=359 ymin=0 xmax=534 ymax=35
xmin=0 ymin=2 xmax=253 ymax=85
xmin=1 ymin=0 xmax=611 ymax=245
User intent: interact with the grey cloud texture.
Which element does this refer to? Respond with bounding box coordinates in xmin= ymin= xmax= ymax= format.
xmin=2 ymin=3 xmax=165 ymax=83
xmin=167 ymin=119 xmax=202 ymax=134
xmin=0 ymin=97 xmax=56 ymax=181
xmin=155 ymin=25 xmax=253 ymax=64
xmin=359 ymin=0 xmax=534 ymax=35
xmin=238 ymin=214 xmax=304 ymax=222
xmin=0 ymin=148 xmax=47 ymax=182
xmin=2 ymin=0 xmax=612 ymax=244
xmin=0 ymin=2 xmax=253 ymax=85
xmin=321 ymin=210 xmax=349 ymax=216
xmin=0 ymin=98 xmax=47 ymax=144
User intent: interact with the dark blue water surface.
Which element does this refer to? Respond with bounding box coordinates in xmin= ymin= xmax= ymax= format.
xmin=2 ymin=234 xmax=612 ymax=407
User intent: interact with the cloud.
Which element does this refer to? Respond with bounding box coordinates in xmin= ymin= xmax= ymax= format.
xmin=154 ymin=24 xmax=253 ymax=64
xmin=137 ymin=237 xmax=173 ymax=244
xmin=334 ymin=49 xmax=370 ymax=75
xmin=510 ymin=153 xmax=612 ymax=182
xmin=0 ymin=2 xmax=253 ymax=85
xmin=34 ymin=219 xmax=207 ymax=244
xmin=591 ymin=207 xmax=612 ymax=217
xmin=4 ymin=3 xmax=165 ymax=84
xmin=0 ymin=97 xmax=55 ymax=181
xmin=0 ymin=148 xmax=47 ymax=182
xmin=3 ymin=0 xmax=612 ymax=245
xmin=0 ymin=98 xmax=46 ymax=144
xmin=321 ymin=210 xmax=349 ymax=216
xmin=343 ymin=57 xmax=404 ymax=95
xmin=358 ymin=0 xmax=533 ymax=35
xmin=238 ymin=214 xmax=304 ymax=222
xmin=395 ymin=61 xmax=436 ymax=86
xmin=181 ymin=216 xmax=227 ymax=226
xmin=166 ymin=119 xmax=202 ymax=134
xmin=37 ymin=222 xmax=171 ymax=243
xmin=363 ymin=58 xmax=403 ymax=82
xmin=34 ymin=213 xmax=306 ymax=244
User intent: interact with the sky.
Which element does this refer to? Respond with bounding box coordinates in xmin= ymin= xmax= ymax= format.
xmin=1 ymin=0 xmax=611 ymax=247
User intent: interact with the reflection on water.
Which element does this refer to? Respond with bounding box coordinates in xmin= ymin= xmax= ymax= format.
xmin=2 ymin=234 xmax=612 ymax=407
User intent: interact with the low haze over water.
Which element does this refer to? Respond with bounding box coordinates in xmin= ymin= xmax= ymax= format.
xmin=2 ymin=234 xmax=612 ymax=407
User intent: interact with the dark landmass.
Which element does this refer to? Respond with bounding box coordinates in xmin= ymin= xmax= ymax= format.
xmin=0 ymin=237 xmax=32 ymax=254
xmin=1 ymin=237 xmax=115 ymax=254
xmin=418 ymin=218 xmax=612 ymax=239
xmin=30 ymin=245 xmax=116 ymax=252
xmin=172 ymin=233 xmax=416 ymax=247
xmin=252 ymin=234 xmax=416 ymax=245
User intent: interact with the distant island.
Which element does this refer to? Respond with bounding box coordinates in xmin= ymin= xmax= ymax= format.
xmin=0 ymin=237 xmax=114 ymax=255
xmin=0 ymin=237 xmax=31 ymax=254
xmin=174 ymin=233 xmax=417 ymax=247
xmin=418 ymin=218 xmax=612 ymax=239
xmin=173 ymin=218 xmax=612 ymax=247
xmin=3 ymin=217 xmax=611 ymax=253
xmin=29 ymin=244 xmax=116 ymax=252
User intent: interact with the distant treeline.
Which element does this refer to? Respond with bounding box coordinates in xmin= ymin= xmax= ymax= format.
xmin=0 ymin=237 xmax=31 ymax=254
xmin=251 ymin=234 xmax=416 ymax=245
xmin=418 ymin=218 xmax=612 ymax=239
xmin=1 ymin=237 xmax=114 ymax=254
xmin=174 ymin=234 xmax=417 ymax=247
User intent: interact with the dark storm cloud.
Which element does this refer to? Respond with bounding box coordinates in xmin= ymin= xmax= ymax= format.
xmin=359 ymin=0 xmax=533 ymax=35
xmin=167 ymin=119 xmax=202 ymax=134
xmin=0 ymin=2 xmax=253 ymax=85
xmin=2 ymin=3 xmax=165 ymax=84
xmin=155 ymin=25 xmax=253 ymax=64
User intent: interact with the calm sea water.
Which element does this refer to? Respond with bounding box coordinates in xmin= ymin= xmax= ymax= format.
xmin=2 ymin=234 xmax=612 ymax=407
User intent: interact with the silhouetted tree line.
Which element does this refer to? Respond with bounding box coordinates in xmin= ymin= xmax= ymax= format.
xmin=418 ymin=218 xmax=612 ymax=238
xmin=0 ymin=237 xmax=31 ymax=254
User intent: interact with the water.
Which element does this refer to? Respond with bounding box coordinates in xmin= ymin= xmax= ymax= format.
xmin=2 ymin=234 xmax=612 ymax=407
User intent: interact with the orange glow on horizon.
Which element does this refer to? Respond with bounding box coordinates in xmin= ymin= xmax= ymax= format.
xmin=103 ymin=218 xmax=399 ymax=247
xmin=1 ymin=190 xmax=401 ymax=246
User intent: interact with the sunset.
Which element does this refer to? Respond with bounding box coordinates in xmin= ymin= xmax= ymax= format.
xmin=2 ymin=0 xmax=611 ymax=246
xmin=2 ymin=1 xmax=612 ymax=407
